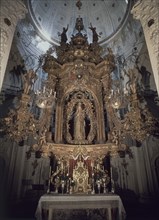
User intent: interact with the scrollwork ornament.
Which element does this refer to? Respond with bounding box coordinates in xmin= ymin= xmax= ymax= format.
xmin=0 ymin=28 xmax=8 ymax=58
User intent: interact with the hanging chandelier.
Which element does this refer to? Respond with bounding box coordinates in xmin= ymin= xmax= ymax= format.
xmin=35 ymin=86 xmax=56 ymax=109
xmin=108 ymin=80 xmax=128 ymax=109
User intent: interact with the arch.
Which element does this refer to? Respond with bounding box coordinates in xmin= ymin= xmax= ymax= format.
xmin=54 ymin=86 xmax=106 ymax=143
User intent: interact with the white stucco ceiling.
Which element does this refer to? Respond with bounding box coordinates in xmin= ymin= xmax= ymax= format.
xmin=28 ymin=0 xmax=131 ymax=45
xmin=12 ymin=0 xmax=144 ymax=73
xmin=4 ymin=0 xmax=145 ymax=92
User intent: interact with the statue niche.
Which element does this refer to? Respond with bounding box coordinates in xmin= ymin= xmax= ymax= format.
xmin=64 ymin=92 xmax=96 ymax=144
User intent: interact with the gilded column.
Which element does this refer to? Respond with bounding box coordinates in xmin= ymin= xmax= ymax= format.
xmin=0 ymin=0 xmax=28 ymax=91
xmin=131 ymin=0 xmax=159 ymax=95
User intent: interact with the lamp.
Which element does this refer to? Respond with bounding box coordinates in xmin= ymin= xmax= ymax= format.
xmin=109 ymin=80 xmax=128 ymax=109
xmin=107 ymin=66 xmax=157 ymax=144
xmin=35 ymin=86 xmax=56 ymax=109
xmin=3 ymin=94 xmax=38 ymax=142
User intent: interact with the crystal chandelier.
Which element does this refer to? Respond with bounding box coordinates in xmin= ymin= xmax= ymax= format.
xmin=108 ymin=80 xmax=128 ymax=109
xmin=121 ymin=92 xmax=157 ymax=142
xmin=107 ymin=66 xmax=158 ymax=144
xmin=35 ymin=86 xmax=56 ymax=109
xmin=3 ymin=94 xmax=39 ymax=142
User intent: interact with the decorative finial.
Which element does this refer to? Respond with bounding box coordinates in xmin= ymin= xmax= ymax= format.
xmin=76 ymin=0 xmax=82 ymax=10
xmin=75 ymin=16 xmax=84 ymax=32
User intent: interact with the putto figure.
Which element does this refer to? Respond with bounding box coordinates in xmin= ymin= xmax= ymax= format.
xmin=60 ymin=25 xmax=69 ymax=43
xmin=89 ymin=23 xmax=100 ymax=43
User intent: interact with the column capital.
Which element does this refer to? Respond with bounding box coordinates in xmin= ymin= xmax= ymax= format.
xmin=0 ymin=0 xmax=28 ymax=91
xmin=131 ymin=0 xmax=159 ymax=22
xmin=131 ymin=0 xmax=159 ymax=43
xmin=131 ymin=0 xmax=159 ymax=95
xmin=1 ymin=0 xmax=28 ymax=26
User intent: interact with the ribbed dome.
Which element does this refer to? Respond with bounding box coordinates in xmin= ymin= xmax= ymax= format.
xmin=28 ymin=0 xmax=131 ymax=45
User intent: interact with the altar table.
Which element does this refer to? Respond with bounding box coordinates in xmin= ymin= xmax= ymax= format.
xmin=35 ymin=194 xmax=126 ymax=220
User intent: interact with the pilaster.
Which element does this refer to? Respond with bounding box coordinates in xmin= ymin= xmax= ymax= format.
xmin=0 ymin=0 xmax=28 ymax=91
xmin=131 ymin=0 xmax=159 ymax=95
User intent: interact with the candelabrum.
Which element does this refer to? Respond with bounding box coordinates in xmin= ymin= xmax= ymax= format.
xmin=54 ymin=177 xmax=60 ymax=193
xmin=91 ymin=158 xmax=110 ymax=194
xmin=102 ymin=178 xmax=107 ymax=193
xmin=70 ymin=180 xmax=75 ymax=194
xmin=96 ymin=179 xmax=101 ymax=194
xmin=48 ymin=157 xmax=71 ymax=194
xmin=61 ymin=180 xmax=65 ymax=194
xmin=107 ymin=73 xmax=158 ymax=144
xmin=47 ymin=166 xmax=52 ymax=194
xmin=91 ymin=173 xmax=95 ymax=194
xmin=66 ymin=179 xmax=70 ymax=194
xmin=2 ymin=94 xmax=39 ymax=142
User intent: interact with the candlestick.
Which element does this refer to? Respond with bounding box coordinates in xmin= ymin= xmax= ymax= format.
xmin=47 ymin=166 xmax=52 ymax=194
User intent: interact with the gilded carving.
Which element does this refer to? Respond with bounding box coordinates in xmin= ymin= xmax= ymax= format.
xmin=73 ymin=156 xmax=90 ymax=193
xmin=3 ymin=15 xmax=158 ymax=195
xmin=64 ymin=91 xmax=96 ymax=144
xmin=0 ymin=28 xmax=8 ymax=60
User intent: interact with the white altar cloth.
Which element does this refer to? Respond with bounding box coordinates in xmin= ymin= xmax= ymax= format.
xmin=35 ymin=194 xmax=126 ymax=220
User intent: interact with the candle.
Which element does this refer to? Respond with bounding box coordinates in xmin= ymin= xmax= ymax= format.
xmin=97 ymin=164 xmax=99 ymax=170
xmin=110 ymin=167 xmax=112 ymax=178
xmin=43 ymin=86 xmax=45 ymax=93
